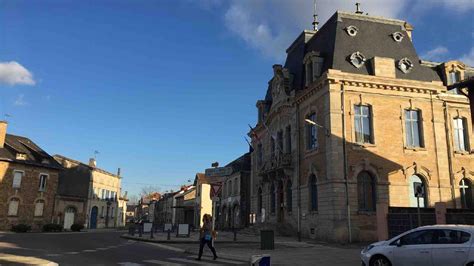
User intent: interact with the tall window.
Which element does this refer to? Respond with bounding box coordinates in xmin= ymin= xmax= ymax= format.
xmin=270 ymin=184 xmax=276 ymax=213
xmin=12 ymin=171 xmax=23 ymax=189
xmin=101 ymin=189 xmax=105 ymax=199
xmin=285 ymin=126 xmax=292 ymax=154
xmin=38 ymin=174 xmax=47 ymax=192
xmin=271 ymin=137 xmax=275 ymax=158
xmin=229 ymin=180 xmax=233 ymax=197
xmin=257 ymin=144 xmax=263 ymax=166
xmin=357 ymin=171 xmax=376 ymax=211
xmin=306 ymin=113 xmax=318 ymax=150
xmin=354 ymin=105 xmax=373 ymax=144
xmin=454 ymin=117 xmax=469 ymax=152
xmin=257 ymin=187 xmax=263 ymax=214
xmin=310 ymin=175 xmax=318 ymax=211
xmin=34 ymin=200 xmax=45 ymax=217
xmin=286 ymin=180 xmax=293 ymax=212
xmin=460 ymin=179 xmax=473 ymax=209
xmin=8 ymin=198 xmax=19 ymax=216
xmin=111 ymin=207 xmax=115 ymax=218
xmin=305 ymin=62 xmax=314 ymax=85
xmin=405 ymin=110 xmax=423 ymax=148
xmin=277 ymin=131 xmax=283 ymax=154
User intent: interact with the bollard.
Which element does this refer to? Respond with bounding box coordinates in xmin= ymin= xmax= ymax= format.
xmin=167 ymin=229 xmax=171 ymax=240
xmin=233 ymin=228 xmax=237 ymax=241
xmin=150 ymin=225 xmax=154 ymax=239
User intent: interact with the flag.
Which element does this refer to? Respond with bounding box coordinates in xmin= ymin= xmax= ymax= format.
xmin=248 ymin=124 xmax=261 ymax=143
xmin=244 ymin=137 xmax=254 ymax=153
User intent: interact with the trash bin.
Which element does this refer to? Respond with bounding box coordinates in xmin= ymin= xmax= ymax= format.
xmin=250 ymin=254 xmax=271 ymax=266
xmin=260 ymin=230 xmax=274 ymax=250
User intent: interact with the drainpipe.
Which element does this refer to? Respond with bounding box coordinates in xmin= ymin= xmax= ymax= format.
xmin=296 ymin=101 xmax=302 ymax=242
xmin=341 ymin=84 xmax=352 ymax=243
xmin=443 ymin=101 xmax=456 ymax=208
xmin=430 ymin=92 xmax=443 ymax=202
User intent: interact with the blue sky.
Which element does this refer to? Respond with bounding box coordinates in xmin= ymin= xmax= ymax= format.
xmin=0 ymin=0 xmax=472 ymax=197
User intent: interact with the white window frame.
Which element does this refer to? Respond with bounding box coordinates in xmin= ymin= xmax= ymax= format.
xmin=454 ymin=117 xmax=469 ymax=152
xmin=12 ymin=170 xmax=24 ymax=189
xmin=38 ymin=173 xmax=48 ymax=192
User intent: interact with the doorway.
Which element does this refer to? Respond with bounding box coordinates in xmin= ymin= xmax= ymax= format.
xmin=90 ymin=206 xmax=98 ymax=229
xmin=64 ymin=207 xmax=76 ymax=230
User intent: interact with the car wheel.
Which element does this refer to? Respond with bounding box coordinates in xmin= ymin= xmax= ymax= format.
xmin=466 ymin=263 xmax=474 ymax=266
xmin=370 ymin=255 xmax=391 ymax=266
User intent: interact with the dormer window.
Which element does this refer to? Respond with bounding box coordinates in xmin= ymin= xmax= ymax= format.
xmin=16 ymin=153 xmax=27 ymax=160
xmin=304 ymin=52 xmax=324 ymax=86
xmin=345 ymin=25 xmax=359 ymax=37
xmin=448 ymin=71 xmax=461 ymax=85
xmin=392 ymin=32 xmax=404 ymax=42
xmin=398 ymin=58 xmax=414 ymax=73
xmin=349 ymin=52 xmax=366 ymax=68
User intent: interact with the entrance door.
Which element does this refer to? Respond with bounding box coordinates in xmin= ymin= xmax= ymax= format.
xmin=64 ymin=207 xmax=76 ymax=230
xmin=90 ymin=206 xmax=98 ymax=229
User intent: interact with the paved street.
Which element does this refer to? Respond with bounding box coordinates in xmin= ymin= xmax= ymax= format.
xmin=0 ymin=230 xmax=246 ymax=265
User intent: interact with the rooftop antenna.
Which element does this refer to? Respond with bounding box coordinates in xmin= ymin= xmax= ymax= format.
xmin=355 ymin=2 xmax=363 ymax=14
xmin=94 ymin=150 xmax=100 ymax=160
xmin=312 ymin=0 xmax=319 ymax=31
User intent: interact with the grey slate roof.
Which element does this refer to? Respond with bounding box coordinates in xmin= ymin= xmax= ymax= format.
xmin=0 ymin=134 xmax=62 ymax=170
xmin=225 ymin=152 xmax=251 ymax=174
xmin=54 ymin=155 xmax=92 ymax=198
xmin=276 ymin=11 xmax=444 ymax=101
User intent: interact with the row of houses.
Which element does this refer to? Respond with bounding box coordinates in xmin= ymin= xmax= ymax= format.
xmin=152 ymin=8 xmax=474 ymax=243
xmin=0 ymin=121 xmax=127 ymax=230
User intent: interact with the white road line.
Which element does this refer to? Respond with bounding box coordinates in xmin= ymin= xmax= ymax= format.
xmin=143 ymin=259 xmax=184 ymax=266
xmin=82 ymin=249 xmax=96 ymax=252
xmin=169 ymin=258 xmax=224 ymax=265
xmin=186 ymin=256 xmax=243 ymax=265
xmin=117 ymin=262 xmax=144 ymax=266
xmin=97 ymin=247 xmax=109 ymax=250
xmin=64 ymin=252 xmax=80 ymax=255
xmin=45 ymin=254 xmax=62 ymax=257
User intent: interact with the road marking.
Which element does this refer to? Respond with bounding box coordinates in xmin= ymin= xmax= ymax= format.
xmin=64 ymin=251 xmax=80 ymax=255
xmin=83 ymin=249 xmax=96 ymax=252
xmin=143 ymin=259 xmax=184 ymax=266
xmin=45 ymin=254 xmax=62 ymax=257
xmin=117 ymin=262 xmax=144 ymax=266
xmin=186 ymin=256 xmax=244 ymax=265
xmin=169 ymin=258 xmax=224 ymax=265
xmin=97 ymin=247 xmax=109 ymax=250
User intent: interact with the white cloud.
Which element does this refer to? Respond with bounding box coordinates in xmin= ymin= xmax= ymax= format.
xmin=460 ymin=47 xmax=474 ymax=67
xmin=0 ymin=61 xmax=36 ymax=86
xmin=14 ymin=94 xmax=28 ymax=106
xmin=421 ymin=46 xmax=449 ymax=61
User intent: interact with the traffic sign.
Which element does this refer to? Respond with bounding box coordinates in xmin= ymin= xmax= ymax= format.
xmin=205 ymin=167 xmax=233 ymax=177
xmin=210 ymin=182 xmax=222 ymax=198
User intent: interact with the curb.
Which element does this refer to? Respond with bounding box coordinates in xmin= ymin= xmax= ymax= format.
xmin=121 ymin=234 xmax=259 ymax=244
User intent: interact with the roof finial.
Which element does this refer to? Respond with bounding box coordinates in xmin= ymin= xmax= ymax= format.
xmin=355 ymin=2 xmax=363 ymax=14
xmin=312 ymin=0 xmax=319 ymax=31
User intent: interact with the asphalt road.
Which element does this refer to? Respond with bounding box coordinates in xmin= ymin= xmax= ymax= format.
xmin=0 ymin=230 xmax=246 ymax=265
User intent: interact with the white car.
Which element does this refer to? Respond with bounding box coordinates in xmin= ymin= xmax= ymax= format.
xmin=361 ymin=225 xmax=474 ymax=266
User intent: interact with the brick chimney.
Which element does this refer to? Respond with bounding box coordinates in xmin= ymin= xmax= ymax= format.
xmin=89 ymin=158 xmax=97 ymax=168
xmin=0 ymin=121 xmax=7 ymax=148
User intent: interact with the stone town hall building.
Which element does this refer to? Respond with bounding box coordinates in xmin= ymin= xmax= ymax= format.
xmin=249 ymin=10 xmax=473 ymax=242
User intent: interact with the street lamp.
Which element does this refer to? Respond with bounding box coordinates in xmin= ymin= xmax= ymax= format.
xmin=304 ymin=118 xmax=330 ymax=136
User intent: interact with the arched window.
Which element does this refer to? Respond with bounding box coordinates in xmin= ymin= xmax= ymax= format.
xmin=257 ymin=187 xmax=263 ymax=214
xmin=409 ymin=175 xmax=428 ymax=207
xmin=229 ymin=180 xmax=232 ymax=197
xmin=460 ymin=179 xmax=473 ymax=209
xmin=310 ymin=175 xmax=318 ymax=211
xmin=34 ymin=199 xmax=45 ymax=217
xmin=286 ymin=180 xmax=293 ymax=212
xmin=270 ymin=183 xmax=276 ymax=213
xmin=357 ymin=171 xmax=376 ymax=211
xmin=8 ymin=198 xmax=19 ymax=216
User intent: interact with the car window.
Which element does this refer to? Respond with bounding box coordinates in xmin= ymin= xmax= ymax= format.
xmin=433 ymin=229 xmax=471 ymax=244
xmin=400 ymin=230 xmax=436 ymax=245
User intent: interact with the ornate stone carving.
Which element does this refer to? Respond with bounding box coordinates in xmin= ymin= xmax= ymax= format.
xmin=349 ymin=52 xmax=366 ymax=68
xmin=345 ymin=25 xmax=359 ymax=37
xmin=391 ymin=32 xmax=404 ymax=42
xmin=397 ymin=58 xmax=414 ymax=73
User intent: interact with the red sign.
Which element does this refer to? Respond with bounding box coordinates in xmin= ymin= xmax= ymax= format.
xmin=210 ymin=183 xmax=222 ymax=198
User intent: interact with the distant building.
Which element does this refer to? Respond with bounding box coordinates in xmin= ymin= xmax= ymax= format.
xmin=194 ymin=173 xmax=212 ymax=228
xmin=0 ymin=121 xmax=62 ymax=230
xmin=219 ymin=153 xmax=251 ymax=229
xmin=125 ymin=204 xmax=136 ymax=222
xmin=54 ymin=155 xmax=122 ymax=229
xmin=174 ymin=186 xmax=196 ymax=226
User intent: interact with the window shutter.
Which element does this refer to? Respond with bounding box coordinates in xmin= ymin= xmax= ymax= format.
xmin=8 ymin=199 xmax=19 ymax=216
xmin=34 ymin=201 xmax=44 ymax=217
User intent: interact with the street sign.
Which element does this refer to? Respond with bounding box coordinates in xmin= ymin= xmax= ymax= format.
xmin=414 ymin=182 xmax=425 ymax=197
xmin=210 ymin=182 xmax=222 ymax=198
xmin=205 ymin=167 xmax=233 ymax=177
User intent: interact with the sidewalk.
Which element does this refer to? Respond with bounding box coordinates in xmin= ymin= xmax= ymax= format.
xmin=123 ymin=231 xmax=363 ymax=265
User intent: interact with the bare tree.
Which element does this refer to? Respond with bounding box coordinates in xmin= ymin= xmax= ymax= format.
xmin=139 ymin=185 xmax=161 ymax=199
xmin=128 ymin=195 xmax=139 ymax=205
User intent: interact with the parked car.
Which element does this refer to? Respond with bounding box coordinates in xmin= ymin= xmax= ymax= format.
xmin=361 ymin=225 xmax=474 ymax=266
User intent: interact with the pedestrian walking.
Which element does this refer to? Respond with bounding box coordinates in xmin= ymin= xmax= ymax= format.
xmin=196 ymin=214 xmax=218 ymax=261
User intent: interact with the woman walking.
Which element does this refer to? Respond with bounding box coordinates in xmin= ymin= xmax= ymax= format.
xmin=196 ymin=214 xmax=218 ymax=261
